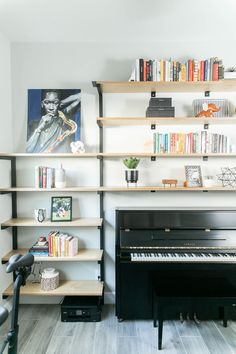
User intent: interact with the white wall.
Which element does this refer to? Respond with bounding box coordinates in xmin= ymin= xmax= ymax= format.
xmin=11 ymin=41 xmax=236 ymax=303
xmin=0 ymin=32 xmax=12 ymax=303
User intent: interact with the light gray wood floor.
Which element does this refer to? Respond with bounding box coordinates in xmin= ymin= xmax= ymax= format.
xmin=0 ymin=304 xmax=236 ymax=354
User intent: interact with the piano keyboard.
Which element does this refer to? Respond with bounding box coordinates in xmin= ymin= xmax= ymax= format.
xmin=130 ymin=252 xmax=236 ymax=263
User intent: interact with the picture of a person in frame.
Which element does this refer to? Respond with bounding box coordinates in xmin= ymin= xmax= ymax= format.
xmin=26 ymin=89 xmax=81 ymax=153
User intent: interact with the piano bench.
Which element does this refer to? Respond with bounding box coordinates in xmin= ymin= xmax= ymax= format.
xmin=152 ymin=278 xmax=236 ymax=350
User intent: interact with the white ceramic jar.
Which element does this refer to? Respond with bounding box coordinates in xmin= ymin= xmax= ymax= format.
xmin=55 ymin=164 xmax=66 ymax=188
xmin=40 ymin=268 xmax=59 ymax=291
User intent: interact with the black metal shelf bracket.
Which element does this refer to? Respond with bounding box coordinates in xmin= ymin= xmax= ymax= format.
xmin=204 ymin=123 xmax=209 ymax=130
xmin=1 ymin=225 xmax=10 ymax=230
xmin=205 ymin=91 xmax=210 ymax=97
xmin=151 ymin=124 xmax=156 ymax=130
xmin=203 ymin=190 xmax=209 ymax=192
xmin=203 ymin=156 xmax=208 ymax=161
xmin=151 ymin=156 xmax=156 ymax=162
xmin=151 ymin=91 xmax=156 ymax=97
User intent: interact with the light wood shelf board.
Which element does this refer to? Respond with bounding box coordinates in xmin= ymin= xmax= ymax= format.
xmin=0 ymin=153 xmax=98 ymax=158
xmin=100 ymin=186 xmax=235 ymax=192
xmin=100 ymin=152 xmax=236 ymax=158
xmin=97 ymin=117 xmax=236 ymax=126
xmin=1 ymin=217 xmax=103 ymax=228
xmin=0 ymin=187 xmax=100 ymax=192
xmin=3 ymin=280 xmax=104 ymax=297
xmin=2 ymin=248 xmax=103 ymax=263
xmin=95 ymin=80 xmax=236 ymax=93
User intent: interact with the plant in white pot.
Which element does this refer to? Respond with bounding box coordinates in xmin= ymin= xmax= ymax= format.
xmin=123 ymin=157 xmax=140 ymax=186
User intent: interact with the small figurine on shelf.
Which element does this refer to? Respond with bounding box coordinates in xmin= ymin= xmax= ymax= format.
xmin=70 ymin=140 xmax=85 ymax=154
xmin=123 ymin=157 xmax=140 ymax=187
xmin=196 ymin=103 xmax=220 ymax=118
xmin=162 ymin=179 xmax=178 ymax=188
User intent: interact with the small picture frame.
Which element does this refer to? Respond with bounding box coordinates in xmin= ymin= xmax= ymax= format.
xmin=185 ymin=165 xmax=203 ymax=187
xmin=51 ymin=196 xmax=72 ymax=222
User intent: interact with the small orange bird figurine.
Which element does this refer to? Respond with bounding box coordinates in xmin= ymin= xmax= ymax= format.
xmin=196 ymin=103 xmax=221 ymax=117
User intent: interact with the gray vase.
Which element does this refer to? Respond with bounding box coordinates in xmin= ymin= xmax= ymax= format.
xmin=125 ymin=170 xmax=139 ymax=186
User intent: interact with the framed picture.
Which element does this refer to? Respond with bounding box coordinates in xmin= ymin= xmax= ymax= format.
xmin=51 ymin=196 xmax=72 ymax=222
xmin=26 ymin=89 xmax=81 ymax=153
xmin=185 ymin=165 xmax=203 ymax=187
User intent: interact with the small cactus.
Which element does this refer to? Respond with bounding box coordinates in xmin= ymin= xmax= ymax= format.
xmin=123 ymin=157 xmax=140 ymax=169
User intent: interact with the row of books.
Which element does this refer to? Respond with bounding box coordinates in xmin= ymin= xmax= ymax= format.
xmin=29 ymin=232 xmax=79 ymax=257
xmin=129 ymin=57 xmax=224 ymax=82
xmin=35 ymin=166 xmax=55 ymax=188
xmin=153 ymin=132 xmax=232 ymax=154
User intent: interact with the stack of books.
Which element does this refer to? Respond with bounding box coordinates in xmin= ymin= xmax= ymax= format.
xmin=35 ymin=166 xmax=55 ymax=188
xmin=146 ymin=97 xmax=175 ymax=117
xmin=153 ymin=131 xmax=232 ymax=154
xmin=129 ymin=57 xmax=224 ymax=82
xmin=29 ymin=236 xmax=49 ymax=256
xmin=48 ymin=231 xmax=78 ymax=257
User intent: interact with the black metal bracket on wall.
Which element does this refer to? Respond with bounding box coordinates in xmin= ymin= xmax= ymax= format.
xmin=92 ymin=81 xmax=105 ymax=285
xmin=205 ymin=91 xmax=210 ymax=97
xmin=151 ymin=91 xmax=156 ymax=97
xmin=11 ymin=157 xmax=18 ymax=250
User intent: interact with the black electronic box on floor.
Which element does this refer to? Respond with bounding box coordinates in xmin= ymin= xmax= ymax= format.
xmin=61 ymin=296 xmax=102 ymax=322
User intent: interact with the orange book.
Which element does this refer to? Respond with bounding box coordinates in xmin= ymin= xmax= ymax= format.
xmin=213 ymin=63 xmax=219 ymax=81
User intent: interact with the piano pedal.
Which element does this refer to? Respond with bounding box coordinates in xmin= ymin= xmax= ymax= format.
xmin=186 ymin=312 xmax=191 ymax=321
xmin=193 ymin=313 xmax=201 ymax=325
xmin=180 ymin=312 xmax=184 ymax=323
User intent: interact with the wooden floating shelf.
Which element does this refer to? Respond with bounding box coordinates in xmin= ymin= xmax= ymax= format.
xmin=1 ymin=217 xmax=103 ymax=228
xmin=1 ymin=248 xmax=103 ymax=263
xmin=3 ymin=280 xmax=104 ymax=297
xmin=0 ymin=153 xmax=98 ymax=158
xmin=97 ymin=117 xmax=236 ymax=126
xmin=94 ymin=80 xmax=236 ymax=94
xmin=100 ymin=186 xmax=236 ymax=192
xmin=0 ymin=187 xmax=100 ymax=192
xmin=100 ymin=153 xmax=236 ymax=158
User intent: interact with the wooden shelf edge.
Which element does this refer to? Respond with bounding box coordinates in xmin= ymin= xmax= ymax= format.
xmin=3 ymin=280 xmax=104 ymax=297
xmin=1 ymin=217 xmax=103 ymax=228
xmin=100 ymin=186 xmax=235 ymax=192
xmin=1 ymin=248 xmax=103 ymax=263
xmin=0 ymin=153 xmax=99 ymax=158
xmin=94 ymin=80 xmax=236 ymax=93
xmin=97 ymin=117 xmax=236 ymax=126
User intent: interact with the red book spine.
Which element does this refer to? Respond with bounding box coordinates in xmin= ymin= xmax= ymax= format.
xmin=42 ymin=167 xmax=47 ymax=188
xmin=143 ymin=60 xmax=147 ymax=81
xmin=213 ymin=63 xmax=219 ymax=81
xmin=200 ymin=61 xmax=205 ymax=81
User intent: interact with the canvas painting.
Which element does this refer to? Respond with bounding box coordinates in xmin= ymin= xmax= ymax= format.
xmin=26 ymin=89 xmax=81 ymax=153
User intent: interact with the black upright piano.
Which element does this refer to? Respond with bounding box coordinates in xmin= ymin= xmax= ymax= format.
xmin=115 ymin=208 xmax=236 ymax=320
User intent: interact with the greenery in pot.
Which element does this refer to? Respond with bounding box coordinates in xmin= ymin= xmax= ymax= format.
xmin=123 ymin=157 xmax=140 ymax=169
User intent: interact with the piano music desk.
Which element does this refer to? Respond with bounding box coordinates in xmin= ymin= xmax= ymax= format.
xmin=153 ymin=277 xmax=236 ymax=350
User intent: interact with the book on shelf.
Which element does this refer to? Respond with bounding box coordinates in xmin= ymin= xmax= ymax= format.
xmin=35 ymin=166 xmax=55 ymax=188
xmin=129 ymin=57 xmax=224 ymax=82
xmin=28 ymin=232 xmax=79 ymax=257
xmin=153 ymin=131 xmax=232 ymax=154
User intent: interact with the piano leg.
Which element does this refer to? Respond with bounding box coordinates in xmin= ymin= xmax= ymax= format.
xmin=222 ymin=307 xmax=228 ymax=328
xmin=158 ymin=308 xmax=163 ymax=350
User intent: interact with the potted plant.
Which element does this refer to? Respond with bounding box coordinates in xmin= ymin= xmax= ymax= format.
xmin=123 ymin=157 xmax=140 ymax=186
xmin=224 ymin=66 xmax=236 ymax=79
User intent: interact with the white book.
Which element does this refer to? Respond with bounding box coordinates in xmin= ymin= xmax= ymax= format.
xmin=35 ymin=166 xmax=39 ymax=188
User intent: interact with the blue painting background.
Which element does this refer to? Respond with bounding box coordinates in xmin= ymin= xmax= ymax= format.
xmin=27 ymin=89 xmax=81 ymax=141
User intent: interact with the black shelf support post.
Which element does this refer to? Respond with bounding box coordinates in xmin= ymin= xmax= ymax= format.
xmin=93 ymin=81 xmax=105 ymax=287
xmin=10 ymin=157 xmax=17 ymax=250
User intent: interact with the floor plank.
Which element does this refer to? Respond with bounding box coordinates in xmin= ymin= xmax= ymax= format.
xmin=181 ymin=336 xmax=210 ymax=354
xmin=1 ymin=304 xmax=235 ymax=354
xmin=197 ymin=321 xmax=234 ymax=354
xmin=214 ymin=320 xmax=236 ymax=353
